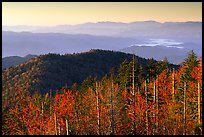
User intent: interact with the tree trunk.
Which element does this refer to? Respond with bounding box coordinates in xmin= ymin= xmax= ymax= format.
xmin=66 ymin=118 xmax=69 ymax=135
xmin=110 ymin=80 xmax=115 ymax=135
xmin=183 ymin=82 xmax=186 ymax=135
xmin=145 ymin=80 xmax=149 ymax=135
xmin=153 ymin=79 xmax=156 ymax=135
xmin=155 ymin=76 xmax=158 ymax=134
xmin=198 ymin=81 xmax=201 ymax=124
xmin=172 ymin=68 xmax=175 ymax=102
xmin=172 ymin=69 xmax=176 ymax=135
xmin=54 ymin=112 xmax=58 ymax=135
xmin=132 ymin=54 xmax=136 ymax=134
xmin=59 ymin=119 xmax=61 ymax=135
xmin=96 ymin=82 xmax=100 ymax=135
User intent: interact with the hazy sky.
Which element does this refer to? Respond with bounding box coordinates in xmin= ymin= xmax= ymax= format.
xmin=2 ymin=2 xmax=202 ymax=26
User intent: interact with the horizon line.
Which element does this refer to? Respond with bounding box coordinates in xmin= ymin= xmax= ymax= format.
xmin=2 ymin=20 xmax=202 ymax=27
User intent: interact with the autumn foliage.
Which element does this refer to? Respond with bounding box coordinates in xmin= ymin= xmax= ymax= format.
xmin=2 ymin=56 xmax=202 ymax=135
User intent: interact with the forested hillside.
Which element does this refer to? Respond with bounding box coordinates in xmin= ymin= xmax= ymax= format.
xmin=2 ymin=50 xmax=202 ymax=135
xmin=2 ymin=49 xmax=178 ymax=95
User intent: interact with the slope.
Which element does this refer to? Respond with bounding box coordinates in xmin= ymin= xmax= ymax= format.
xmin=2 ymin=49 xmax=178 ymax=95
xmin=2 ymin=54 xmax=37 ymax=70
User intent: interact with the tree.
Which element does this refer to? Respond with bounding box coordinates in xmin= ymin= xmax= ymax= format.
xmin=182 ymin=50 xmax=198 ymax=82
xmin=117 ymin=60 xmax=132 ymax=90
xmin=146 ymin=58 xmax=157 ymax=80
xmin=156 ymin=57 xmax=169 ymax=74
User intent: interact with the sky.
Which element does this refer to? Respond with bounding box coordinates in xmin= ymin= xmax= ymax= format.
xmin=2 ymin=2 xmax=202 ymax=26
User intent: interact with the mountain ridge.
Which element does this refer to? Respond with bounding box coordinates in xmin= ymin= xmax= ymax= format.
xmin=3 ymin=20 xmax=201 ymax=28
xmin=2 ymin=49 xmax=179 ymax=95
xmin=2 ymin=54 xmax=37 ymax=70
xmin=3 ymin=21 xmax=201 ymax=40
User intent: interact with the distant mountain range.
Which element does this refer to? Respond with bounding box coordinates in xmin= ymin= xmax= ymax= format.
xmin=2 ymin=50 xmax=178 ymax=95
xmin=2 ymin=31 xmax=138 ymax=57
xmin=2 ymin=54 xmax=37 ymax=70
xmin=2 ymin=21 xmax=202 ymax=64
xmin=3 ymin=21 xmax=202 ymax=41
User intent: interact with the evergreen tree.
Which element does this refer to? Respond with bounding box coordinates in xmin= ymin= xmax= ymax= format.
xmin=117 ymin=60 xmax=132 ymax=90
xmin=156 ymin=57 xmax=169 ymax=74
xmin=80 ymin=76 xmax=97 ymax=94
xmin=181 ymin=50 xmax=198 ymax=82
xmin=146 ymin=58 xmax=157 ymax=80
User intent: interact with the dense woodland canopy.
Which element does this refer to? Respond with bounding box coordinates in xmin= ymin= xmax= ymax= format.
xmin=2 ymin=49 xmax=178 ymax=95
xmin=2 ymin=50 xmax=202 ymax=135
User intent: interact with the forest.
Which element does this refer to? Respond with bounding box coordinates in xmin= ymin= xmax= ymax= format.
xmin=2 ymin=50 xmax=178 ymax=95
xmin=2 ymin=50 xmax=202 ymax=135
